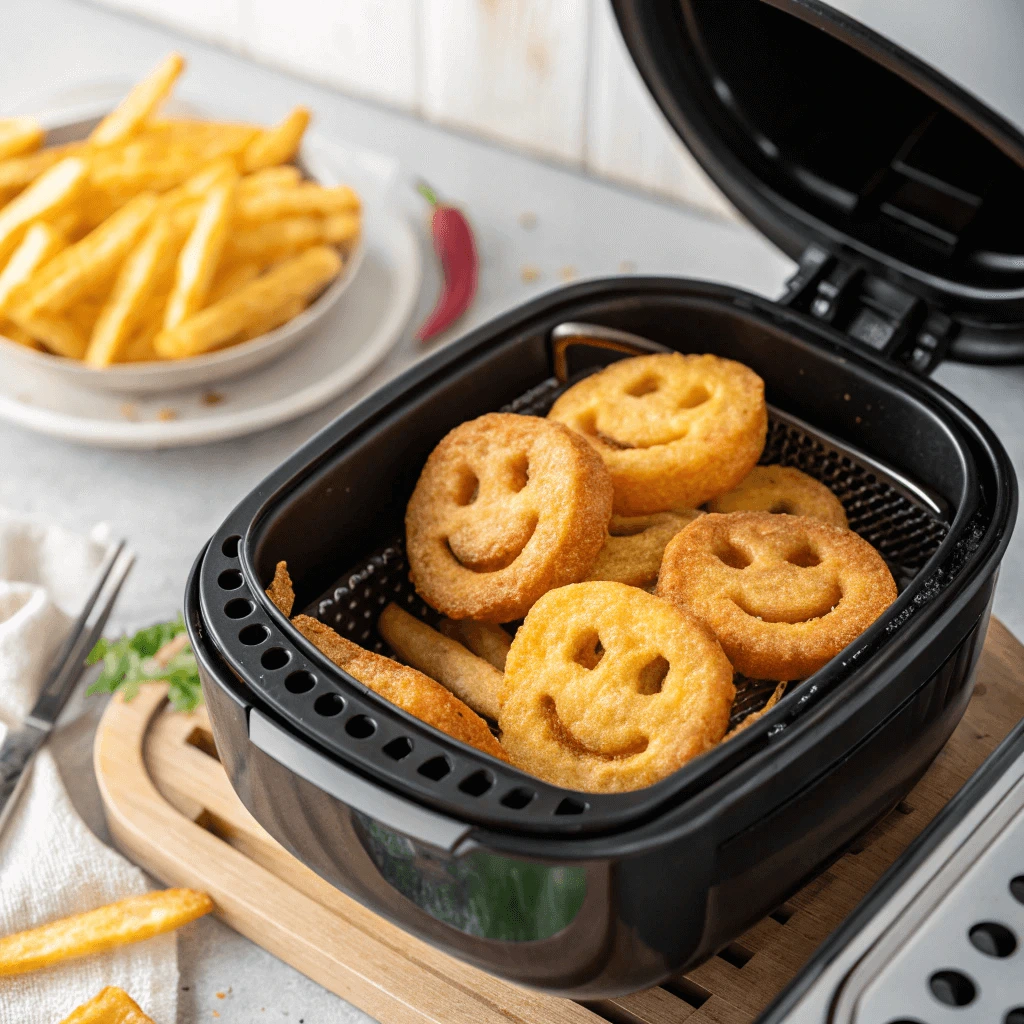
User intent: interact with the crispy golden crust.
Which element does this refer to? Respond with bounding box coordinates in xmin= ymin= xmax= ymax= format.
xmin=548 ymin=353 xmax=767 ymax=515
xmin=265 ymin=559 xmax=295 ymax=616
xmin=657 ymin=512 xmax=897 ymax=680
xmin=707 ymin=465 xmax=848 ymax=528
xmin=292 ymin=614 xmax=507 ymax=760
xmin=378 ymin=602 xmax=502 ymax=720
xmin=498 ymin=582 xmax=734 ymax=792
xmin=405 ymin=413 xmax=613 ymax=622
xmin=439 ymin=618 xmax=512 ymax=671
xmin=586 ymin=510 xmax=702 ymax=588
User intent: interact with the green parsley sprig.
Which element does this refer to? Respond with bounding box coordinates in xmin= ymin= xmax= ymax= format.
xmin=87 ymin=615 xmax=203 ymax=713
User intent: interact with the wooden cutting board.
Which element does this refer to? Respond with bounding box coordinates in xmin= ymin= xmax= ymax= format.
xmin=94 ymin=619 xmax=1024 ymax=1024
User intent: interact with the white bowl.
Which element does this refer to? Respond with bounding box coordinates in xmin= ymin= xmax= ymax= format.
xmin=0 ymin=103 xmax=363 ymax=395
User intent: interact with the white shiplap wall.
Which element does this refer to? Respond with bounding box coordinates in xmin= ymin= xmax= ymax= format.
xmin=90 ymin=0 xmax=733 ymax=217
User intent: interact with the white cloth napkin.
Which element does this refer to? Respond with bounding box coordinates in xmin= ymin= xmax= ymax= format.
xmin=0 ymin=509 xmax=177 ymax=1023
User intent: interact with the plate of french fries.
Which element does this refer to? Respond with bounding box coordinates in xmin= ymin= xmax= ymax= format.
xmin=0 ymin=53 xmax=366 ymax=394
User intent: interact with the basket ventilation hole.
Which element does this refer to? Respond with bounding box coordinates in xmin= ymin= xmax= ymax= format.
xmin=285 ymin=670 xmax=315 ymax=694
xmin=929 ymin=970 xmax=976 ymax=1007
xmin=717 ymin=943 xmax=753 ymax=968
xmin=1005 ymin=1010 xmax=1024 ymax=1024
xmin=345 ymin=715 xmax=376 ymax=739
xmin=260 ymin=647 xmax=289 ymax=670
xmin=769 ymin=904 xmax=794 ymax=925
xmin=239 ymin=624 xmax=269 ymax=646
xmin=221 ymin=535 xmax=241 ymax=558
xmin=382 ymin=737 xmax=413 ymax=761
xmin=418 ymin=756 xmax=451 ymax=781
xmin=968 ymin=921 xmax=1016 ymax=958
xmin=555 ymin=797 xmax=586 ymax=816
xmin=1011 ymin=876 xmax=1024 ymax=904
xmin=661 ymin=978 xmax=711 ymax=1009
xmin=458 ymin=770 xmax=494 ymax=797
xmin=500 ymin=787 xmax=535 ymax=810
xmin=224 ymin=598 xmax=254 ymax=619
xmin=313 ymin=692 xmax=344 ymax=717
xmin=218 ymin=569 xmax=243 ymax=590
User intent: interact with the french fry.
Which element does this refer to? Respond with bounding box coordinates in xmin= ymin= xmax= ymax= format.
xmin=60 ymin=986 xmax=157 ymax=1024
xmin=0 ymin=156 xmax=87 ymax=264
xmin=236 ymin=182 xmax=359 ymax=222
xmin=241 ymin=106 xmax=310 ymax=172
xmin=86 ymin=212 xmax=177 ymax=367
xmin=120 ymin=316 xmax=162 ymax=362
xmin=0 ymin=142 xmax=85 ymax=199
xmin=0 ymin=117 xmax=44 ymax=161
xmin=90 ymin=53 xmax=186 ymax=147
xmin=226 ymin=212 xmax=359 ymax=265
xmin=0 ymin=222 xmax=65 ymax=314
xmin=240 ymin=165 xmax=302 ymax=194
xmin=154 ymin=244 xmax=341 ymax=358
xmin=324 ymin=212 xmax=361 ymax=247
xmin=379 ymin=603 xmax=502 ymax=721
xmin=161 ymin=157 xmax=237 ymax=207
xmin=0 ymin=888 xmax=213 ymax=977
xmin=9 ymin=311 xmax=87 ymax=358
xmin=13 ymin=192 xmax=158 ymax=317
xmin=240 ymin=295 xmax=305 ymax=341
xmin=0 ymin=321 xmax=39 ymax=348
xmin=163 ymin=172 xmax=238 ymax=330
xmin=207 ymin=259 xmax=260 ymax=304
xmin=438 ymin=619 xmax=512 ymax=672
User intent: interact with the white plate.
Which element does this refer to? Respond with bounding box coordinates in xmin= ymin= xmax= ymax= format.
xmin=0 ymin=140 xmax=421 ymax=448
xmin=0 ymin=102 xmax=369 ymax=394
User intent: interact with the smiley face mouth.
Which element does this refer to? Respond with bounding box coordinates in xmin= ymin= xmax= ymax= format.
xmin=540 ymin=695 xmax=649 ymax=760
xmin=446 ymin=514 xmax=539 ymax=573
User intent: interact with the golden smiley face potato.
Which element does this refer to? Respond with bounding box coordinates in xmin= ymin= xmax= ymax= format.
xmin=499 ymin=582 xmax=735 ymax=792
xmin=706 ymin=466 xmax=848 ymax=528
xmin=548 ymin=353 xmax=767 ymax=515
xmin=405 ymin=413 xmax=613 ymax=622
xmin=657 ymin=512 xmax=897 ymax=680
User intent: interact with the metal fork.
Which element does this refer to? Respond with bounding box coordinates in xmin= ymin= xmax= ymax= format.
xmin=0 ymin=540 xmax=135 ymax=840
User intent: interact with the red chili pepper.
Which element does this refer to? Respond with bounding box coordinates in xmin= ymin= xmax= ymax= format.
xmin=415 ymin=181 xmax=478 ymax=342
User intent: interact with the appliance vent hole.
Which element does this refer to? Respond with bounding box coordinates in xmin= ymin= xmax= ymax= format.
xmin=285 ymin=670 xmax=315 ymax=694
xmin=218 ymin=569 xmax=243 ymax=590
xmin=555 ymin=797 xmax=587 ymax=816
xmin=968 ymin=921 xmax=1016 ymax=958
xmin=382 ymin=737 xmax=413 ymax=760
xmin=717 ymin=943 xmax=753 ymax=968
xmin=345 ymin=715 xmax=376 ymax=739
xmin=238 ymin=624 xmax=269 ymax=646
xmin=224 ymin=598 xmax=254 ymax=619
xmin=1011 ymin=876 xmax=1024 ymax=904
xmin=458 ymin=770 xmax=494 ymax=797
xmin=770 ymin=904 xmax=795 ymax=925
xmin=221 ymin=535 xmax=241 ymax=557
xmin=260 ymin=647 xmax=289 ymax=670
xmin=661 ymin=977 xmax=711 ymax=1009
xmin=1005 ymin=1009 xmax=1024 ymax=1024
xmin=500 ymin=787 xmax=535 ymax=809
xmin=928 ymin=970 xmax=976 ymax=1007
xmin=418 ymin=756 xmax=451 ymax=781
xmin=313 ymin=692 xmax=344 ymax=717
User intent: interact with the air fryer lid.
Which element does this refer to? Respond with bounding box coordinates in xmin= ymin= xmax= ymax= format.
xmin=612 ymin=0 xmax=1024 ymax=362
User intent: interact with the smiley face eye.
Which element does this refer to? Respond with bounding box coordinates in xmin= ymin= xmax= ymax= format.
xmin=678 ymin=384 xmax=710 ymax=409
xmin=573 ymin=632 xmax=605 ymax=670
xmin=508 ymin=453 xmax=529 ymax=493
xmin=636 ymin=655 xmax=669 ymax=695
xmin=625 ymin=374 xmax=661 ymax=397
xmin=714 ymin=541 xmax=752 ymax=569
xmin=786 ymin=546 xmax=821 ymax=568
xmin=453 ymin=466 xmax=479 ymax=506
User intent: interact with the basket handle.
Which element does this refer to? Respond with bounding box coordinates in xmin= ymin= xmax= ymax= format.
xmin=249 ymin=708 xmax=475 ymax=854
xmin=550 ymin=321 xmax=670 ymax=383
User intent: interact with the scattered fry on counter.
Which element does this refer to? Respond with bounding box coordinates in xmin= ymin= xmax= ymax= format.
xmin=59 ymin=986 xmax=158 ymax=1024
xmin=0 ymin=53 xmax=361 ymax=366
xmin=0 ymin=888 xmax=213 ymax=977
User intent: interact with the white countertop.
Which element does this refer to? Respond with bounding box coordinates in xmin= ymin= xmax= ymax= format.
xmin=2 ymin=2 xmax=1022 ymax=1020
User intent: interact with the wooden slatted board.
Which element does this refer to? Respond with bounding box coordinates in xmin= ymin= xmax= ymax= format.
xmin=94 ymin=619 xmax=1024 ymax=1024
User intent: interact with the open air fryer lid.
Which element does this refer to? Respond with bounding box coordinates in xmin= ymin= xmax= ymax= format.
xmin=612 ymin=0 xmax=1024 ymax=367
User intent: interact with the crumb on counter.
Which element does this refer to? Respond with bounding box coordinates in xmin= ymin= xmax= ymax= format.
xmin=120 ymin=402 xmax=138 ymax=421
xmin=520 ymin=265 xmax=540 ymax=283
xmin=619 ymin=260 xmax=637 ymax=273
xmin=157 ymin=407 xmax=178 ymax=421
xmin=558 ymin=265 xmax=576 ymax=282
xmin=518 ymin=211 xmax=537 ymax=229
xmin=202 ymin=391 xmax=224 ymax=406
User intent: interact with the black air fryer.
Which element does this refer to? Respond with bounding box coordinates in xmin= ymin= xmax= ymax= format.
xmin=185 ymin=0 xmax=1020 ymax=998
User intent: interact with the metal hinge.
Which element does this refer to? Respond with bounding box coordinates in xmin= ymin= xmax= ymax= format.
xmin=781 ymin=245 xmax=956 ymax=374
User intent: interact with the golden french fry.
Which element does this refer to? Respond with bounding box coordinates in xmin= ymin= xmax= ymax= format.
xmin=9 ymin=311 xmax=87 ymax=358
xmin=0 ymin=117 xmax=44 ymax=161
xmin=0 ymin=156 xmax=87 ymax=264
xmin=240 ymin=294 xmax=305 ymax=341
xmin=226 ymin=212 xmax=358 ymax=265
xmin=0 ymin=222 xmax=66 ymax=314
xmin=379 ymin=603 xmax=502 ymax=721
xmin=236 ymin=182 xmax=359 ymax=222
xmin=161 ymin=157 xmax=236 ymax=207
xmin=60 ymin=985 xmax=157 ymax=1024
xmin=0 ymin=321 xmax=39 ymax=348
xmin=240 ymin=165 xmax=302 ymax=194
xmin=0 ymin=888 xmax=212 ymax=977
xmin=163 ymin=172 xmax=238 ymax=330
xmin=154 ymin=244 xmax=340 ymax=358
xmin=119 ymin=316 xmax=162 ymax=362
xmin=438 ymin=619 xmax=512 ymax=672
xmin=324 ymin=212 xmax=361 ymax=247
xmin=207 ymin=259 xmax=260 ymax=304
xmin=91 ymin=53 xmax=186 ymax=147
xmin=0 ymin=142 xmax=85 ymax=198
xmin=13 ymin=192 xmax=158 ymax=317
xmin=86 ymin=213 xmax=177 ymax=367
xmin=241 ymin=106 xmax=310 ymax=172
